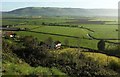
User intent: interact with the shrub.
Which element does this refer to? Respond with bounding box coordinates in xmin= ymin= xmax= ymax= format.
xmin=108 ymin=60 xmax=120 ymax=72
xmin=97 ymin=40 xmax=105 ymax=51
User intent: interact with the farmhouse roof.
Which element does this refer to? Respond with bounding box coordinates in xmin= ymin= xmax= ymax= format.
xmin=54 ymin=41 xmax=61 ymax=44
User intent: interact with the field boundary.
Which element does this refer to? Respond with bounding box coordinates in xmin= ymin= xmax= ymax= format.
xmin=87 ymin=33 xmax=120 ymax=41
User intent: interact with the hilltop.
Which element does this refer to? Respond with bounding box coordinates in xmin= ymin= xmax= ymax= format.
xmin=2 ymin=7 xmax=118 ymax=17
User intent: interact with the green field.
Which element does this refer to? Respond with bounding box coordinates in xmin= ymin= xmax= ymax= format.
xmin=80 ymin=24 xmax=118 ymax=38
xmin=15 ymin=25 xmax=98 ymax=49
xmin=2 ymin=17 xmax=119 ymax=50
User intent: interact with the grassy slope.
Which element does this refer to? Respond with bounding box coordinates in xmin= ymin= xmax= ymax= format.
xmin=3 ymin=47 xmax=120 ymax=76
xmin=50 ymin=48 xmax=120 ymax=75
xmin=2 ymin=38 xmax=120 ymax=76
xmin=2 ymin=50 xmax=66 ymax=76
xmin=51 ymin=48 xmax=120 ymax=66
xmin=3 ymin=7 xmax=117 ymax=17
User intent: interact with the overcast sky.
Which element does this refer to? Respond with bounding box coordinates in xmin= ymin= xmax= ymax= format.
xmin=1 ymin=0 xmax=120 ymax=11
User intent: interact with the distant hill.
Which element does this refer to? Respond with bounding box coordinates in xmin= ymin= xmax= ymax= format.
xmin=2 ymin=7 xmax=118 ymax=17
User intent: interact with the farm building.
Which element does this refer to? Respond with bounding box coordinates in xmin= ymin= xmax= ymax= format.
xmin=3 ymin=31 xmax=16 ymax=38
xmin=54 ymin=41 xmax=61 ymax=49
xmin=39 ymin=41 xmax=62 ymax=49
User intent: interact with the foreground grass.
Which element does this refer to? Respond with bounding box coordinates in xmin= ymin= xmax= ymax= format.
xmin=2 ymin=37 xmax=120 ymax=76
xmin=2 ymin=46 xmax=120 ymax=76
xmin=2 ymin=50 xmax=66 ymax=76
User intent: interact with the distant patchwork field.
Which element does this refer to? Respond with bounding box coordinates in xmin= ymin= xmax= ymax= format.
xmin=2 ymin=17 xmax=119 ymax=50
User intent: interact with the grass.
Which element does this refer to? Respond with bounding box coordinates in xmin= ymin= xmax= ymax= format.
xmin=3 ymin=62 xmax=66 ymax=76
xmin=16 ymin=26 xmax=98 ymax=49
xmin=80 ymin=24 xmax=118 ymax=38
xmin=2 ymin=17 xmax=71 ymax=25
xmin=31 ymin=26 xmax=88 ymax=38
xmin=50 ymin=48 xmax=120 ymax=67
xmin=15 ymin=24 xmax=118 ymax=49
xmin=14 ymin=25 xmax=40 ymax=29
xmin=82 ymin=51 xmax=120 ymax=66
xmin=3 ymin=17 xmax=119 ymax=49
xmin=2 ymin=39 xmax=120 ymax=76
xmin=2 ymin=50 xmax=67 ymax=76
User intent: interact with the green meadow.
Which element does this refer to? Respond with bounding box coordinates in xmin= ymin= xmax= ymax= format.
xmin=2 ymin=16 xmax=120 ymax=76
xmin=9 ymin=17 xmax=118 ymax=50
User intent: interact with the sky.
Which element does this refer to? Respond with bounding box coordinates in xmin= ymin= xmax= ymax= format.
xmin=1 ymin=0 xmax=120 ymax=11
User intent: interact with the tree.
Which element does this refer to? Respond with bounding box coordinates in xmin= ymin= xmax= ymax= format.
xmin=97 ymin=40 xmax=105 ymax=51
xmin=45 ymin=37 xmax=54 ymax=49
xmin=12 ymin=36 xmax=52 ymax=67
xmin=42 ymin=22 xmax=45 ymax=25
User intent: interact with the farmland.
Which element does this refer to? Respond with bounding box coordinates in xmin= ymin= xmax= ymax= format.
xmin=2 ymin=17 xmax=119 ymax=50
xmin=2 ymin=16 xmax=120 ymax=76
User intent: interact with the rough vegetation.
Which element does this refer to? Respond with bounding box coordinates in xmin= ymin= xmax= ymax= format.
xmin=2 ymin=36 xmax=120 ymax=77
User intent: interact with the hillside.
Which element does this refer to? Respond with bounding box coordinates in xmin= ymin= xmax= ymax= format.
xmin=2 ymin=37 xmax=120 ymax=76
xmin=2 ymin=7 xmax=118 ymax=17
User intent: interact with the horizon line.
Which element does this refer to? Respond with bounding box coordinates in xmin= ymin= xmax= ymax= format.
xmin=2 ymin=6 xmax=118 ymax=12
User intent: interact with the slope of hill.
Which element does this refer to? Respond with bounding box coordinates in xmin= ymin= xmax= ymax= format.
xmin=2 ymin=7 xmax=118 ymax=17
xmin=2 ymin=46 xmax=120 ymax=76
xmin=2 ymin=37 xmax=120 ymax=76
xmin=2 ymin=39 xmax=66 ymax=76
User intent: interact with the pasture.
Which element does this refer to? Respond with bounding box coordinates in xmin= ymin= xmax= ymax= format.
xmin=2 ymin=17 xmax=119 ymax=50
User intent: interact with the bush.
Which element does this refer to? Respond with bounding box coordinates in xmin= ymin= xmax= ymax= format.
xmin=108 ymin=60 xmax=120 ymax=72
xmin=97 ymin=40 xmax=105 ymax=51
xmin=49 ymin=48 xmax=119 ymax=77
xmin=3 ymin=36 xmax=120 ymax=76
